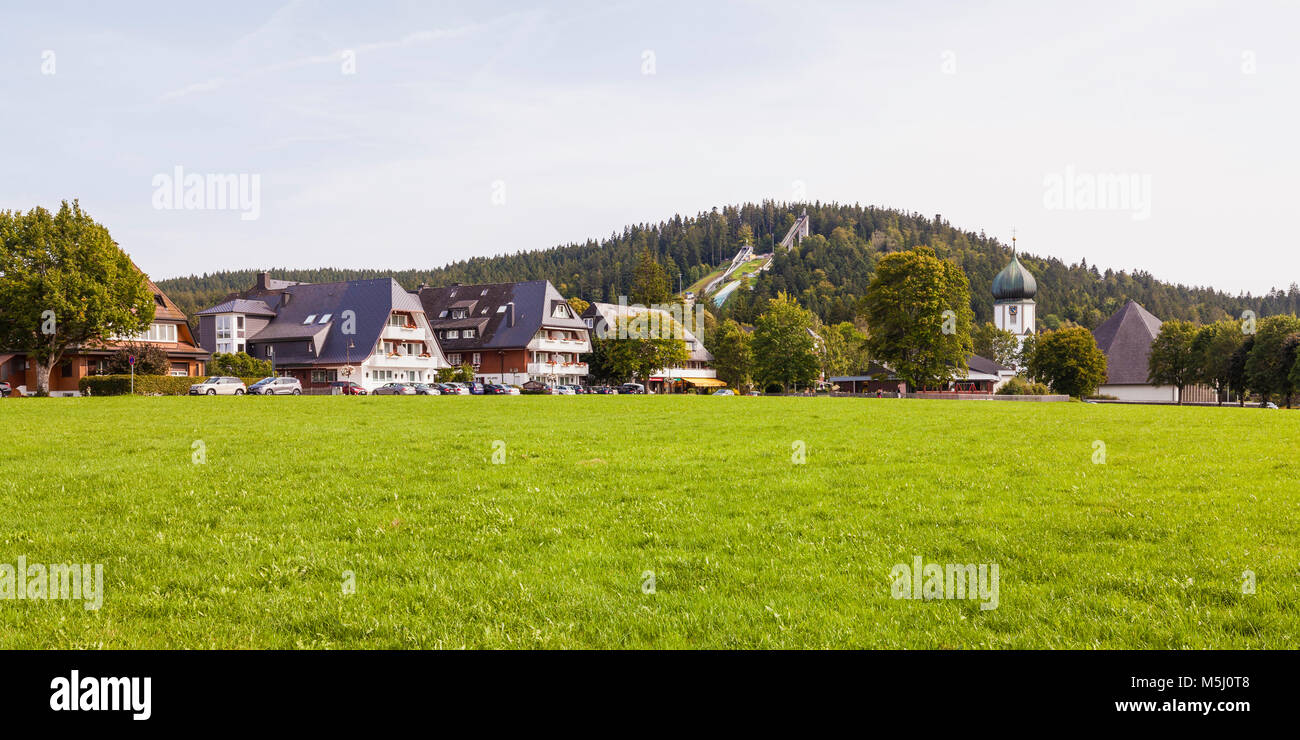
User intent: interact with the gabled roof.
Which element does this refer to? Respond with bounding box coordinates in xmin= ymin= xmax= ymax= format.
xmin=966 ymin=354 xmax=1013 ymax=376
xmin=235 ymin=278 xmax=427 ymax=366
xmin=195 ymin=298 xmax=277 ymax=317
xmin=418 ymin=280 xmax=586 ymax=350
xmin=1092 ymin=300 xmax=1162 ymax=385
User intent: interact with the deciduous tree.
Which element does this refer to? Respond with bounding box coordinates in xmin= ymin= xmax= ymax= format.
xmin=0 ymin=202 xmax=154 ymax=394
xmin=861 ymin=246 xmax=973 ymax=390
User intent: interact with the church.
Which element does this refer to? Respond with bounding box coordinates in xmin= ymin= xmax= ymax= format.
xmin=991 ymin=251 xmax=1037 ymax=345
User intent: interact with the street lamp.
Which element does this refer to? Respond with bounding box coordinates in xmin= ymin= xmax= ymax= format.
xmin=267 ymin=345 xmax=274 ymax=377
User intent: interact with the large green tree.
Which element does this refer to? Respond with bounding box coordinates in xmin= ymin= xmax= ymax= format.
xmin=0 ymin=202 xmax=154 ymax=394
xmin=861 ymin=246 xmax=973 ymax=390
xmin=752 ymin=292 xmax=819 ymax=392
xmin=630 ymin=250 xmax=672 ymax=306
xmin=971 ymin=322 xmax=1020 ymax=368
xmin=1030 ymin=326 xmax=1108 ymax=398
xmin=600 ymin=313 xmax=688 ymax=384
xmin=1190 ymin=319 xmax=1245 ymax=405
xmin=711 ymin=318 xmax=754 ymax=390
xmin=1244 ymin=314 xmax=1300 ymax=405
xmin=1227 ymin=335 xmax=1254 ymax=406
xmin=1147 ymin=319 xmax=1199 ymax=404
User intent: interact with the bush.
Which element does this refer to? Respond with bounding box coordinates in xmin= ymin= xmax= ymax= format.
xmin=211 ymin=352 xmax=272 ymax=377
xmin=996 ymin=376 xmax=1050 ymax=395
xmin=106 ymin=343 xmax=170 ymax=375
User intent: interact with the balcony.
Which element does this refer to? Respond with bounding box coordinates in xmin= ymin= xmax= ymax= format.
xmin=369 ymin=351 xmax=441 ymax=367
xmin=528 ymin=336 xmax=591 ymax=353
xmin=527 ymin=361 xmax=589 ymax=377
xmin=381 ymin=324 xmax=422 ymax=340
xmin=658 ymin=366 xmax=717 ymax=379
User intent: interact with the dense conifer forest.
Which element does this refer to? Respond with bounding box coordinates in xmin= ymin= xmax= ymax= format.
xmin=157 ymin=202 xmax=1300 ymax=328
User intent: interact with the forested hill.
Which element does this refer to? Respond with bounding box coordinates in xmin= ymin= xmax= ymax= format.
xmin=156 ymin=202 xmax=1299 ymax=329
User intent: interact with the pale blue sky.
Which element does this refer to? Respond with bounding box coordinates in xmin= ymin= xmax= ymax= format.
xmin=1 ymin=0 xmax=1296 ymax=295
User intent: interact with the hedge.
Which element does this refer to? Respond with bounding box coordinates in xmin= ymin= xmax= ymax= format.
xmin=78 ymin=375 xmax=268 ymax=396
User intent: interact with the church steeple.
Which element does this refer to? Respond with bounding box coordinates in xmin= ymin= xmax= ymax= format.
xmin=992 ymin=235 xmax=1037 ymax=342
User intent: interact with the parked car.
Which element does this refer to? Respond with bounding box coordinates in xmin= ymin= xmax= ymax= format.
xmin=466 ymin=382 xmax=486 ymax=395
xmin=546 ymin=385 xmax=575 ymax=395
xmin=189 ymin=377 xmax=246 ymax=395
xmin=409 ymin=383 xmax=441 ymax=396
xmin=562 ymin=385 xmax=586 ymax=394
xmin=619 ymin=383 xmax=646 ymax=395
xmin=248 ymin=377 xmax=302 ymax=395
xmin=373 ymin=382 xmax=417 ymax=395
xmin=329 ymin=380 xmax=367 ymax=395
xmin=0 ymin=381 xmax=10 ymax=398
xmin=484 ymin=383 xmax=520 ymax=395
xmin=589 ymin=386 xmax=619 ymax=394
xmin=441 ymin=382 xmax=470 ymax=395
xmin=712 ymin=388 xmax=735 ymax=396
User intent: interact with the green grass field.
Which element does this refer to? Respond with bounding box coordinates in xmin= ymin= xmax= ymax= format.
xmin=2 ymin=396 xmax=1297 ymax=648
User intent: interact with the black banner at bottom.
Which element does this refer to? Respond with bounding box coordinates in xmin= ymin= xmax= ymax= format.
xmin=0 ymin=650 xmax=1287 ymax=728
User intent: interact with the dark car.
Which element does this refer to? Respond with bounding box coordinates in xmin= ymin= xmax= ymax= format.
xmin=467 ymin=382 xmax=486 ymax=395
xmin=618 ymin=383 xmax=646 ymax=395
xmin=408 ymin=383 xmax=441 ymax=396
xmin=589 ymin=386 xmax=619 ymax=395
xmin=373 ymin=382 xmax=417 ymax=395
xmin=0 ymin=381 xmax=10 ymax=398
xmin=483 ymin=383 xmax=516 ymax=395
xmin=330 ymin=381 xmax=367 ymax=395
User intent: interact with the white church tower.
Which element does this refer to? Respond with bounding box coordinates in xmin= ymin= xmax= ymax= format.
xmin=991 ymin=239 xmax=1037 ymax=345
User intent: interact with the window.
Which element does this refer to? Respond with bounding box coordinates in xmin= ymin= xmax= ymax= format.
xmin=448 ymin=354 xmax=462 ymax=365
xmin=127 ymin=323 xmax=177 ymax=343
xmin=303 ymin=314 xmax=316 ymax=324
xmin=312 ymin=369 xmax=338 ymax=383
xmin=62 ymin=363 xmax=73 ymax=377
xmin=170 ymin=364 xmax=187 ymax=377
xmin=236 ymin=315 xmax=245 ymax=336
xmin=388 ymin=314 xmax=408 ymax=327
xmin=438 ymin=310 xmax=448 ymax=318
xmin=552 ymin=304 xmax=569 ymax=318
xmin=584 ymin=318 xmax=593 ymax=328
xmin=318 ymin=314 xmax=331 ymax=324
xmin=216 ymin=315 xmax=232 ymax=340
xmin=445 ymin=330 xmax=460 ymax=339
xmin=451 ymin=308 xmax=468 ymax=319
xmin=216 ymin=341 xmax=233 ymax=354
xmin=154 ymin=294 xmax=166 ymax=307
xmin=496 ymin=305 xmax=507 ymax=314
xmin=463 ymin=329 xmax=476 ymax=339
xmin=481 ymin=289 xmax=488 ymax=296
xmin=472 ymin=353 xmax=481 ymax=366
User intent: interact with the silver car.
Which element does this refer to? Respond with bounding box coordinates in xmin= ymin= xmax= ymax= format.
xmin=249 ymin=377 xmax=302 ymax=395
xmin=189 ymin=376 xmax=246 ymax=396
xmin=373 ymin=382 xmax=417 ymax=395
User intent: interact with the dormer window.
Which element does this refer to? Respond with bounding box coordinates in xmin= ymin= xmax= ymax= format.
xmin=552 ymin=304 xmax=569 ymax=318
xmin=451 ymin=308 xmax=468 ymax=319
xmin=463 ymin=329 xmax=476 ymax=339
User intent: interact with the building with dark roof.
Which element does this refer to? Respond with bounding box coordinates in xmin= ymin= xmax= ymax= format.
xmin=195 ymin=272 xmax=447 ymax=391
xmin=1092 ymin=300 xmax=1179 ymax=401
xmin=417 ymin=280 xmax=591 ymax=387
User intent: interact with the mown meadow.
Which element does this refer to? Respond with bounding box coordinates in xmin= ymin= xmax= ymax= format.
xmin=1 ymin=395 xmax=1296 ymax=648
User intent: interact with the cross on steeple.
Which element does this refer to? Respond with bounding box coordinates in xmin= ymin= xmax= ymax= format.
xmin=1011 ymin=227 xmax=1017 ymax=254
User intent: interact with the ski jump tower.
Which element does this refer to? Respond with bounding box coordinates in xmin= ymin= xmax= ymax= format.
xmin=779 ymin=209 xmax=810 ymax=249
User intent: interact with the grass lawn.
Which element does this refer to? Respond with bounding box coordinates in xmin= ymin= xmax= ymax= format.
xmin=2 ymin=395 xmax=1297 ymax=649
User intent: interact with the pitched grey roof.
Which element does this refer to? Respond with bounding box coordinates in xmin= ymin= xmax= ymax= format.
xmin=1092 ymin=300 xmax=1162 ymax=385
xmin=240 ymin=278 xmax=424 ymax=366
xmin=417 ymin=280 xmax=586 ymax=351
xmin=966 ymin=354 xmax=1012 ymax=375
xmin=195 ymin=298 xmax=277 ymax=317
